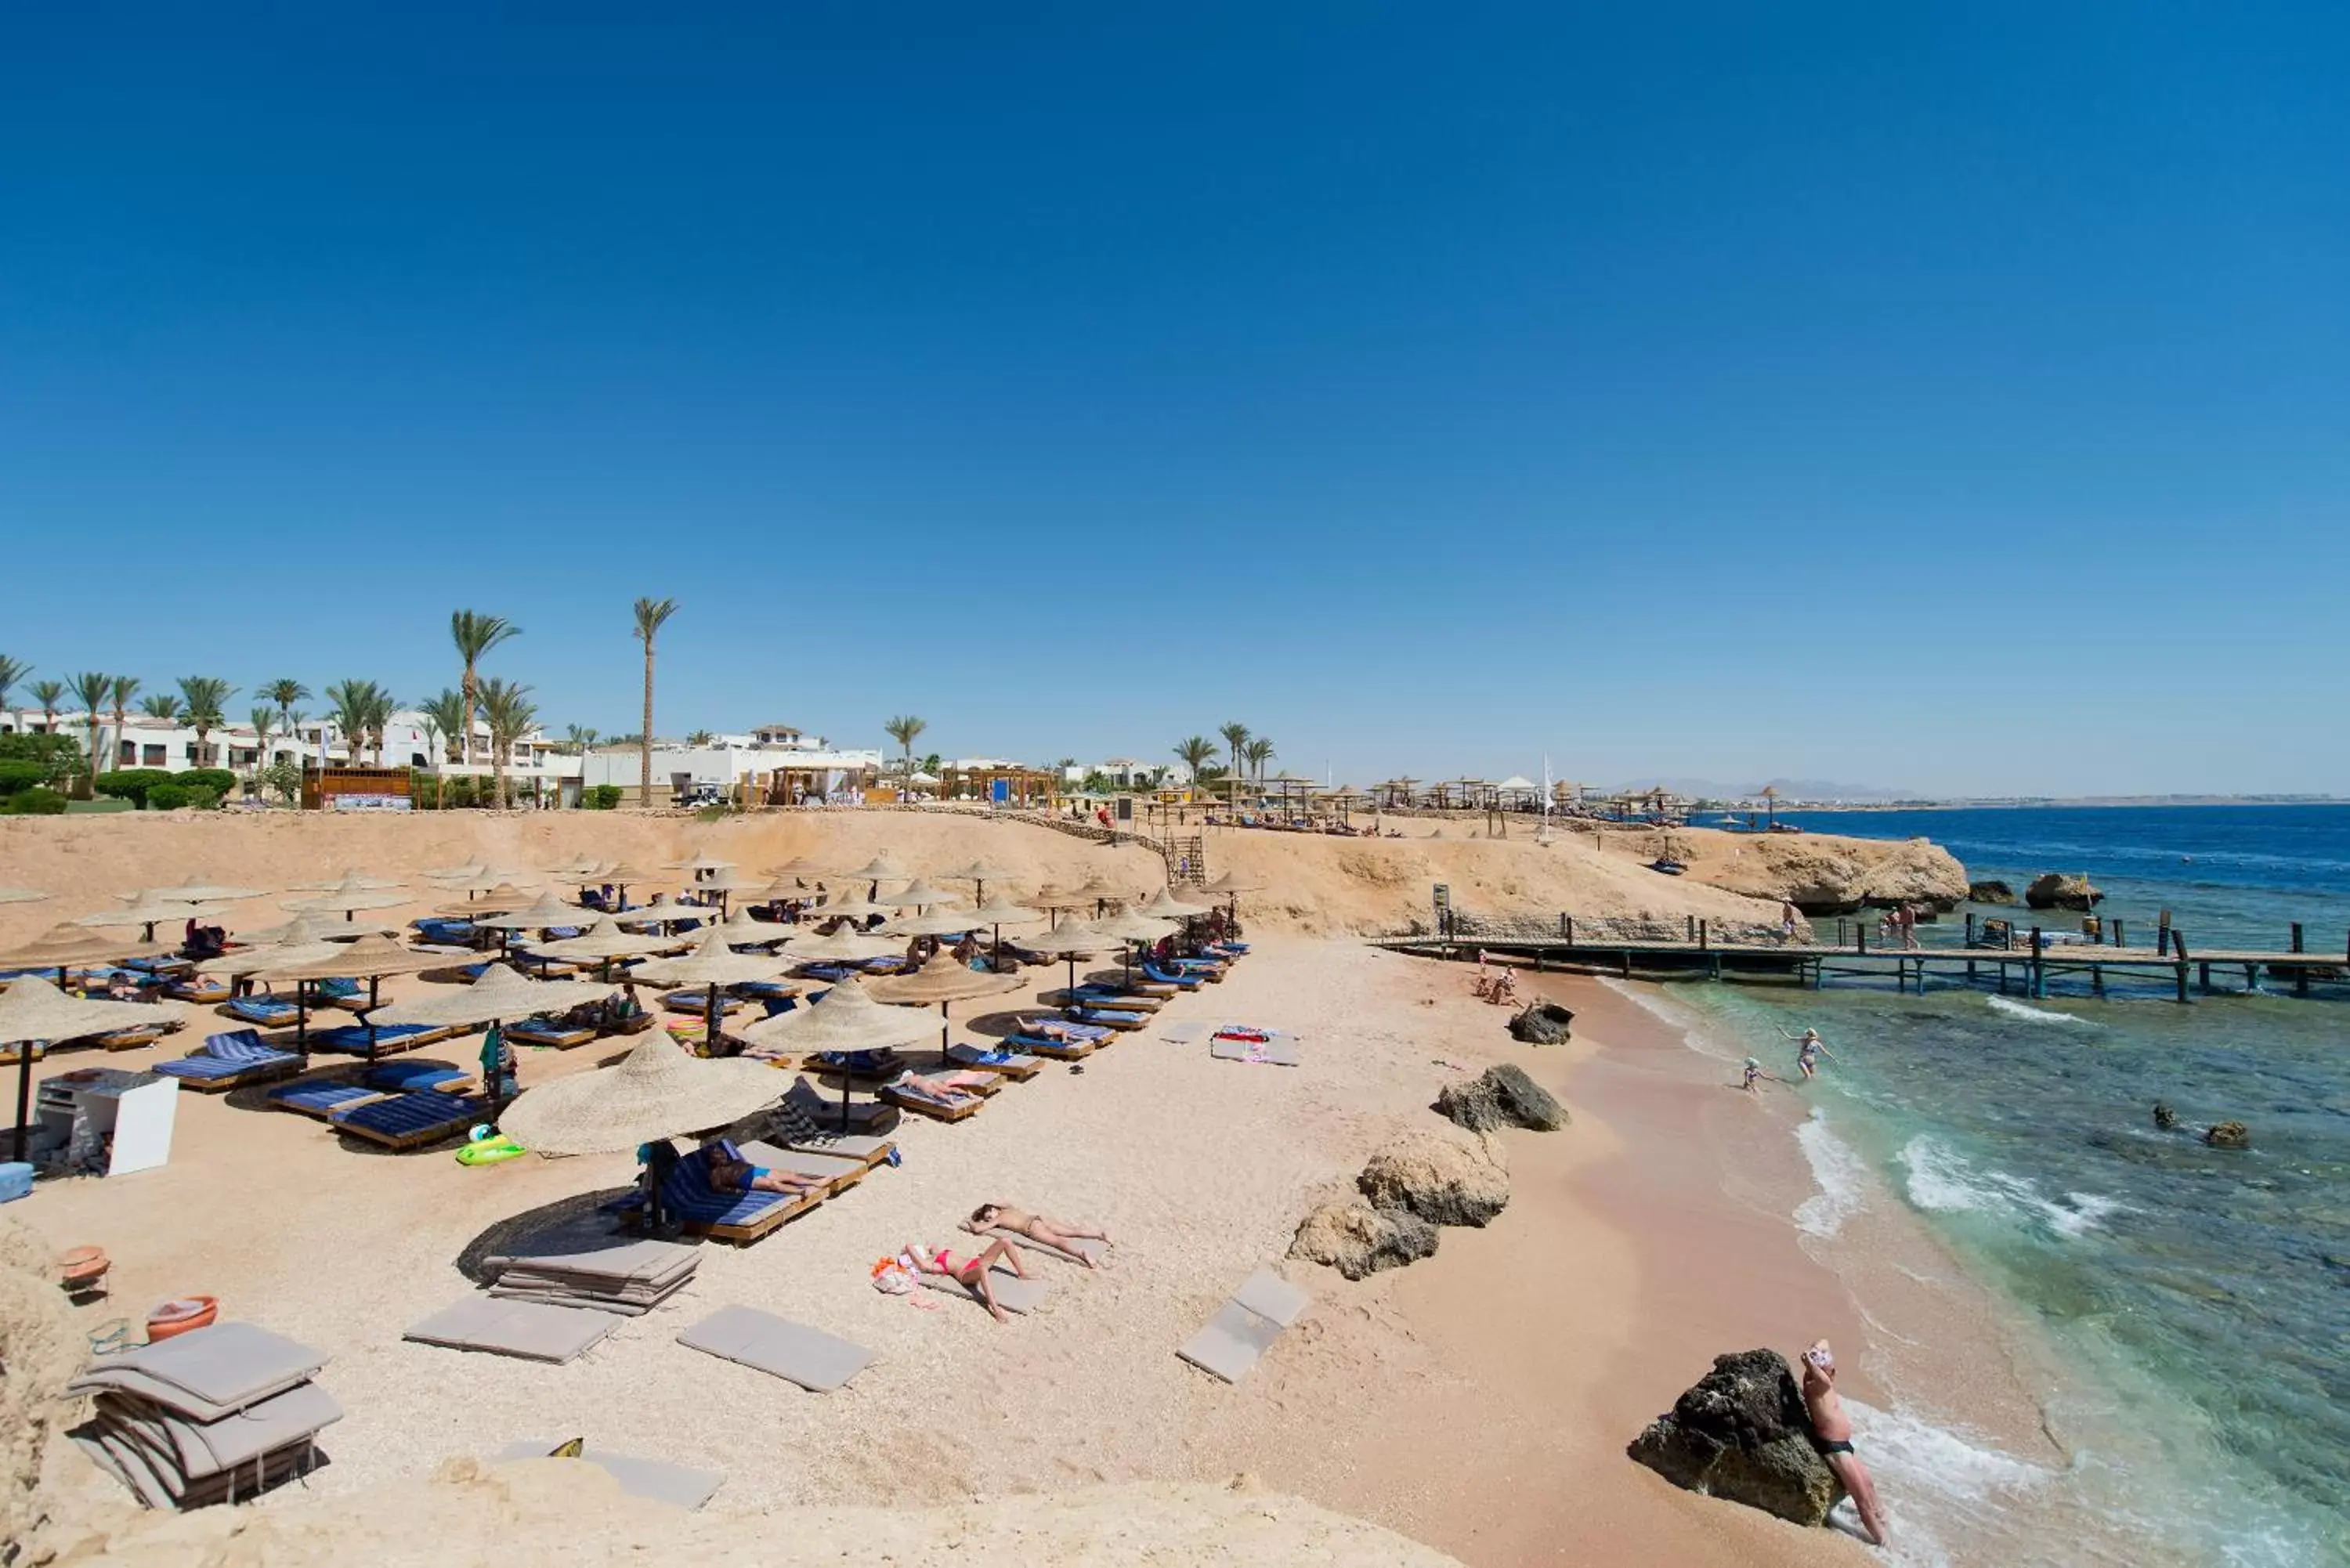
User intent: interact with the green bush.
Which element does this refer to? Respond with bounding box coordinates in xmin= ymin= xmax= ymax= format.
xmin=0 ymin=759 xmax=49 ymax=796
xmin=262 ymin=759 xmax=304 ymax=805
xmin=0 ymin=733 xmax=85 ymax=785
xmin=93 ymin=768 xmax=176 ymax=807
xmin=4 ymin=787 xmax=69 ymax=815
xmin=584 ymin=784 xmax=624 ymax=811
xmin=185 ymin=786 xmax=224 ymax=811
xmin=179 ymin=768 xmax=237 ymax=797
xmin=146 ymin=782 xmax=190 ymax=811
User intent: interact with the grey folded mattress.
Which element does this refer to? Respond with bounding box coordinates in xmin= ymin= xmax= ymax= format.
xmin=404 ymin=1297 xmax=616 ymax=1364
xmin=676 ymin=1305 xmax=872 ymax=1393
xmin=68 ymin=1323 xmax=328 ymax=1422
xmin=92 ymin=1382 xmax=343 ymax=1483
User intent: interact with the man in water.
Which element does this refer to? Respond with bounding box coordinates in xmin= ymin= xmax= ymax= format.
xmin=1800 ymin=1339 xmax=1889 ymax=1547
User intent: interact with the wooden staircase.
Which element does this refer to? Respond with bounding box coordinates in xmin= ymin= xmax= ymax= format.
xmin=1164 ymin=835 xmax=1207 ymax=885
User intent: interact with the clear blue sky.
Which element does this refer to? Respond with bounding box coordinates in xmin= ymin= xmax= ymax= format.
xmin=5 ymin=3 xmax=2345 ymax=796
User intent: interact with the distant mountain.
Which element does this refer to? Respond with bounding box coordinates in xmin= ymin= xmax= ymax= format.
xmin=1602 ymin=776 xmax=1922 ymax=803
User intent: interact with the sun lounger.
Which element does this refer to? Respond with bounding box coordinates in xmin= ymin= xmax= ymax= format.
xmin=266 ymin=1079 xmax=386 ymax=1119
xmin=676 ymin=1306 xmax=873 ymax=1393
xmin=75 ymin=1379 xmax=342 ymax=1509
xmin=1004 ymin=1032 xmax=1092 ymax=1061
xmin=920 ymin=1263 xmax=1049 ymax=1315
xmin=945 ymin=1042 xmax=1041 ymax=1080
xmin=880 ymin=1077 xmax=985 ymax=1122
xmin=512 ymin=951 xmax=586 ymax=977
xmin=489 ymin=1440 xmax=722 ymax=1510
xmin=1140 ymin=963 xmax=1206 ymax=989
xmin=801 ymin=1048 xmax=906 ymax=1082
xmin=732 ymin=978 xmax=797 ymax=1002
xmin=736 ymin=1140 xmax=870 ymax=1196
xmin=1017 ymin=1016 xmax=1112 ymax=1043
xmin=483 ymin=1226 xmax=700 ymax=1314
xmin=362 ymin=1058 xmax=471 ymax=1093
xmin=663 ymin=989 xmax=744 ymax=1016
xmin=778 ymin=1079 xmax=901 ymax=1144
xmin=331 ymin=1091 xmax=489 ymax=1151
xmin=1209 ymin=1035 xmax=1303 ymax=1067
xmin=508 ymin=1017 xmax=598 ymax=1049
xmin=151 ymin=1028 xmax=303 ymax=1092
xmin=1068 ymin=1005 xmax=1148 ymax=1031
xmin=607 ymin=1009 xmax=656 ymax=1035
xmin=403 ymin=1297 xmax=616 ymax=1364
xmin=307 ymin=1021 xmax=450 ymax=1057
xmin=656 ymin=1147 xmax=820 ymax=1243
xmin=413 ymin=918 xmax=479 ymax=945
xmin=96 ymin=1022 xmax=175 ymax=1052
xmin=220 ymin=993 xmax=302 ymax=1028
xmin=163 ymin=974 xmax=230 ymax=1005
xmin=1072 ymin=984 xmax=1165 ymax=1010
xmin=1177 ymin=1269 xmax=1309 ymax=1384
xmin=1167 ymin=956 xmax=1229 ymax=977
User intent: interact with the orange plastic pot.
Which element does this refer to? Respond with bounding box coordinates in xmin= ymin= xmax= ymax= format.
xmin=146 ymin=1295 xmax=218 ymax=1341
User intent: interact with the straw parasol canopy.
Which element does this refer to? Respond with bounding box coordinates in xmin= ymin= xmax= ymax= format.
xmin=247 ymin=912 xmax=402 ymax=945
xmin=291 ymin=867 xmax=403 ymax=892
xmin=1136 ymin=887 xmax=1203 ymax=922
xmin=763 ymin=854 xmax=830 ymax=880
xmin=1094 ymin=908 xmax=1177 ymax=945
xmin=432 ymin=883 xmax=534 ymax=918
xmin=965 ymin=897 xmax=1045 ymax=927
xmin=665 ymin=851 xmax=737 ymax=875
xmin=843 ymin=852 xmax=908 ymax=885
xmin=2 ymin=977 xmax=182 ymax=1158
xmin=525 ymin=916 xmax=688 ymax=965
xmin=880 ymin=878 xmax=960 ymax=910
xmin=248 ymin=932 xmax=438 ymax=985
xmin=806 ymin=893 xmax=891 ymax=920
xmin=1200 ymin=870 xmax=1264 ymax=895
xmin=72 ymin=898 xmax=210 ymax=932
xmin=541 ymin=854 xmax=608 ymax=878
xmin=218 ymin=939 xmax=348 ymax=978
xmin=282 ymin=884 xmax=410 ymax=916
xmin=1070 ymin=876 xmax=1131 ymax=908
xmin=431 ymin=869 xmax=540 ymax=894
xmin=736 ymin=975 xmax=940 ymax=1058
xmin=0 ymin=887 xmax=51 ymax=906
xmin=420 ymin=860 xmax=487 ymax=882
xmin=612 ymin=894 xmax=698 ymax=929
xmin=0 ymin=924 xmax=175 ymax=974
xmin=628 ymin=929 xmax=790 ymax=991
xmin=497 ymin=1034 xmax=787 ymax=1158
xmin=119 ymin=873 xmax=263 ymax=905
xmin=367 ymin=963 xmax=618 ymax=1031
xmin=869 ymin=952 xmax=1020 ymax=1009
xmin=883 ymin=909 xmax=978 ymax=938
xmin=1029 ymin=885 xmax=1080 ymax=910
xmin=593 ymin=862 xmax=657 ymax=886
xmin=737 ymin=876 xmax=804 ymax=907
xmin=475 ymin=893 xmax=591 ymax=932
xmin=710 ymin=909 xmax=790 ymax=948
xmin=1166 ymin=883 xmax=1215 ymax=909
xmin=944 ymin=858 xmax=1020 ymax=885
xmin=778 ymin=928 xmax=902 ymax=965
xmin=1016 ymin=916 xmax=1108 ymax=991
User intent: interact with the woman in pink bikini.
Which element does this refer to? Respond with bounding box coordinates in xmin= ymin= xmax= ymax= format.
xmin=906 ymin=1236 xmax=1032 ymax=1323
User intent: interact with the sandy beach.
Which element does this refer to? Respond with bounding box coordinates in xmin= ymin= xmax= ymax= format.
xmin=2 ymin=809 xmax=1994 ymax=1563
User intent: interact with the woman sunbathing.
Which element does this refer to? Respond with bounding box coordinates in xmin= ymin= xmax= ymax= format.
xmin=906 ymin=1237 xmax=1031 ymax=1323
xmin=890 ymin=1069 xmax=989 ymax=1103
xmin=964 ymin=1203 xmax=1112 ymax=1267
xmin=700 ymin=1139 xmax=824 ymax=1197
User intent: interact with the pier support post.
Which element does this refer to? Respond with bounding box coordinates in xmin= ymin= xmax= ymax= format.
xmin=1565 ymin=916 xmax=1574 ymax=946
xmin=2157 ymin=909 xmax=2172 ymax=956
xmin=2030 ymin=927 xmax=2046 ymax=999
xmin=2200 ymin=963 xmax=2211 ymax=993
xmin=1687 ymin=915 xmax=1696 ymax=943
xmin=2114 ymin=919 xmax=2125 ymax=948
xmin=2292 ymin=923 xmax=2308 ymax=995
xmin=1965 ymin=913 xmax=1976 ymax=947
xmin=2092 ymin=964 xmax=2104 ymax=997
xmin=1698 ymin=919 xmax=1708 ymax=952
xmin=2175 ymin=959 xmax=2189 ymax=1003
xmin=1621 ymin=950 xmax=1631 ymax=980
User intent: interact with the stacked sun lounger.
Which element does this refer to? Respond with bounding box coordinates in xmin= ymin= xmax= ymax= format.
xmin=68 ymin=1322 xmax=339 ymax=1510
xmin=484 ymin=1229 xmax=700 ymax=1317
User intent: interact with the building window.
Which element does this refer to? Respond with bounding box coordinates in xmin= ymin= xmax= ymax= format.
xmin=230 ymin=748 xmax=255 ymax=766
xmin=143 ymin=745 xmax=167 ymax=767
xmin=118 ymin=740 xmax=136 ymax=764
xmin=409 ymin=753 xmax=428 ymax=768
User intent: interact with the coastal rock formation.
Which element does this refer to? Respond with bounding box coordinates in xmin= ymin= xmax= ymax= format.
xmin=1358 ymin=1131 xmax=1509 ymax=1228
xmin=1437 ymin=1064 xmax=1567 ymax=1133
xmin=1969 ymin=880 xmax=2016 ymax=904
xmin=1626 ymin=1349 xmax=1844 ymax=1528
xmin=1506 ymin=1001 xmax=1574 ymax=1046
xmin=1684 ymin=833 xmax=1969 ymax=916
xmin=2204 ymin=1121 xmax=2251 ymax=1149
xmin=1289 ymin=1202 xmax=1441 ymax=1279
xmin=2025 ymin=873 xmax=2102 ymax=911
xmin=0 ymin=1216 xmax=84 ymax=1552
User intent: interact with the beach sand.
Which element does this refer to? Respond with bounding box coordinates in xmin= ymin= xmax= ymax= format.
xmin=1 ymin=810 xmax=2001 ymax=1563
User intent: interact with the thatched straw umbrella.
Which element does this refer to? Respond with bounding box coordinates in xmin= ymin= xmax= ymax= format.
xmin=804 ymin=893 xmax=891 ymax=927
xmin=942 ymin=859 xmax=1021 ymax=904
xmin=763 ymin=854 xmax=830 ymax=880
xmin=251 ymin=933 xmax=440 ymax=1059
xmin=0 ymin=925 xmax=174 ymax=988
xmin=1 ymin=977 xmax=178 ymax=1160
xmin=117 ymin=873 xmax=262 ymax=905
xmin=0 ymin=887 xmax=50 ymax=906
xmin=880 ymin=878 xmax=959 ymax=912
xmin=371 ymin=963 xmax=631 ymax=1107
xmin=497 ymin=1033 xmax=786 ymax=1157
xmin=869 ymin=951 xmax=1020 ymax=1053
xmin=421 ymin=860 xmax=488 ymax=882
xmin=591 ymin=864 xmax=659 ymax=905
xmin=710 ymin=907 xmax=790 ymax=949
xmin=291 ymin=867 xmax=404 ymax=892
xmin=627 ymin=930 xmax=792 ymax=1056
xmin=281 ymin=878 xmax=411 ymax=923
xmin=613 ymin=893 xmax=700 ymax=933
xmin=1016 ymin=917 xmax=1108 ymax=995
xmin=475 ymin=892 xmax=588 ymax=938
xmin=1069 ymin=876 xmax=1133 ymax=919
xmin=962 ymin=896 xmax=1044 ymax=971
xmin=883 ymin=908 xmax=975 ymax=940
xmin=240 ymin=912 xmax=398 ymax=947
xmin=523 ymin=916 xmax=686 ymax=996
xmin=1090 ymin=906 xmax=1177 ymax=985
xmin=432 ymin=883 xmax=533 ymax=918
xmin=777 ymin=927 xmax=902 ymax=967
xmin=736 ymin=976 xmax=941 ymax=1133
xmin=1136 ymin=887 xmax=1204 ymax=923
xmin=72 ymin=898 xmax=212 ymax=945
xmin=842 ymin=852 xmax=908 ymax=899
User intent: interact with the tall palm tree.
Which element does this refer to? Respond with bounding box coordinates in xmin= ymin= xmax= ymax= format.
xmin=362 ymin=684 xmax=396 ymax=766
xmin=0 ymin=656 xmax=27 ymax=735
xmin=30 ymin=679 xmax=64 ymax=737
xmin=420 ymin=688 xmax=467 ymax=809
xmin=263 ymin=679 xmax=310 ymax=745
xmin=481 ymin=677 xmax=536 ymax=810
xmin=1173 ymin=735 xmax=1217 ymax=784
xmin=631 ymin=597 xmax=678 ymax=806
xmin=564 ymin=723 xmax=598 ymax=755
xmin=450 ymin=611 xmax=520 ymax=770
xmin=1244 ymin=736 xmax=1275 ymax=781
xmin=323 ymin=680 xmax=374 ymax=766
xmin=139 ymin=694 xmax=181 ymax=721
xmin=884 ymin=715 xmax=927 ymax=781
xmin=68 ymin=672 xmax=111 ymax=789
xmin=248 ymin=706 xmax=278 ymax=785
xmin=176 ymin=677 xmax=233 ymax=768
xmin=107 ymin=676 xmax=141 ymax=773
xmin=1219 ymin=722 xmax=1251 ymax=782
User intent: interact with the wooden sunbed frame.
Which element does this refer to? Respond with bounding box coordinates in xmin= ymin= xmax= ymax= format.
xmin=164 ymin=977 xmax=231 ymax=1005
xmin=172 ymin=1056 xmax=304 ymax=1094
xmin=880 ymin=1083 xmax=985 ymax=1122
xmin=799 ymin=1051 xmax=909 ymax=1083
xmin=1071 ymin=1009 xmax=1148 ymax=1031
xmin=331 ymin=1098 xmax=486 ymax=1151
xmin=693 ymin=1187 xmax=822 ymax=1245
xmin=508 ymin=1020 xmax=598 ymax=1049
xmin=97 ymin=1023 xmax=178 ymax=1053
xmin=947 ymin=1049 xmax=1041 ymax=1081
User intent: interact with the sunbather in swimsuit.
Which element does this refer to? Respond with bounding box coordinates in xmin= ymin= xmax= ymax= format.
xmin=700 ymin=1139 xmax=822 ymax=1197
xmin=890 ymin=1070 xmax=986 ymax=1104
xmin=965 ymin=1202 xmax=1113 ymax=1267
xmin=906 ymin=1237 xmax=1030 ymax=1323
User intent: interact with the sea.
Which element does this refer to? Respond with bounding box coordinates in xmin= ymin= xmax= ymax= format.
xmin=1654 ymin=804 xmax=2350 ymax=1568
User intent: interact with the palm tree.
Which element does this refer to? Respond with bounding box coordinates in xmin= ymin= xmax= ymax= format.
xmin=1244 ymin=736 xmax=1275 ymax=781
xmin=30 ymin=679 xmax=64 ymax=737
xmin=138 ymin=694 xmax=181 ymax=721
xmin=1173 ymin=735 xmax=1218 ymax=784
xmin=1219 ymin=722 xmax=1251 ymax=781
xmin=884 ymin=715 xmax=927 ymax=782
xmin=176 ymin=677 xmax=234 ymax=768
xmin=450 ymin=610 xmax=521 ymax=770
xmin=420 ymin=689 xmax=467 ymax=809
xmin=631 ymin=597 xmax=678 ymax=806
xmin=247 ymin=706 xmax=278 ymax=787
xmin=0 ymin=656 xmax=27 ymax=735
xmin=107 ymin=676 xmax=140 ymax=773
xmin=323 ymin=680 xmax=373 ymax=765
xmin=361 ymin=684 xmax=397 ymax=765
xmin=481 ymin=677 xmax=537 ymax=810
xmin=564 ymin=723 xmax=598 ymax=755
xmin=263 ymin=679 xmax=309 ymax=764
xmin=686 ymin=728 xmax=714 ymax=746
xmin=69 ymin=672 xmax=111 ymax=789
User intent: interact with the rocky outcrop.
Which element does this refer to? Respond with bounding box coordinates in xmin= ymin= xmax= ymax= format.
xmin=1689 ymin=833 xmax=1969 ymax=916
xmin=1506 ymin=1001 xmax=1574 ymax=1046
xmin=1626 ymin=1349 xmax=1844 ymax=1527
xmin=1 ymin=1216 xmax=82 ymax=1554
xmin=1437 ymin=1064 xmax=1567 ymax=1133
xmin=1969 ymin=880 xmax=2016 ymax=905
xmin=2025 ymin=873 xmax=2102 ymax=911
xmin=1358 ymin=1131 xmax=1510 ymax=1228
xmin=1289 ymin=1202 xmax=1441 ymax=1280
xmin=2204 ymin=1121 xmax=2250 ymax=1149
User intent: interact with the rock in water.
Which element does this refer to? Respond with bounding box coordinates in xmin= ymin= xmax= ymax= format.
xmin=2153 ymin=1102 xmax=2178 ymax=1130
xmin=1507 ymin=1001 xmax=1574 ymax=1045
xmin=1437 ymin=1064 xmax=1568 ymax=1133
xmin=2024 ymin=873 xmax=2103 ymax=911
xmin=1969 ymin=880 xmax=2016 ymax=905
xmin=1289 ymin=1203 xmax=1441 ymax=1279
xmin=1626 ymin=1349 xmax=1844 ymax=1527
xmin=1358 ymin=1131 xmax=1509 ymax=1227
xmin=2204 ymin=1120 xmax=2251 ymax=1149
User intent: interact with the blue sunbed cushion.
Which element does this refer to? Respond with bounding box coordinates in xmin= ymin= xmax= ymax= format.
xmin=331 ymin=1091 xmax=486 ymax=1139
xmin=269 ymin=1080 xmax=381 ymax=1113
xmin=315 ymin=977 xmax=361 ymax=996
xmin=1141 ymin=964 xmax=1204 ymax=988
xmin=203 ymin=1028 xmax=281 ymax=1064
xmin=363 ymin=1059 xmax=467 ymax=1092
xmin=309 ymin=1022 xmax=439 ymax=1056
xmin=226 ymin=995 xmax=301 ymax=1024
xmin=658 ymin=1149 xmax=794 ymax=1227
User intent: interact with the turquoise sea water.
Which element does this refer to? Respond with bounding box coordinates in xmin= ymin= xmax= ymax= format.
xmin=1680 ymin=806 xmax=2350 ymax=1567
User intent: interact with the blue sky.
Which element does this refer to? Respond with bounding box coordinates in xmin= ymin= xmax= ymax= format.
xmin=4 ymin=3 xmax=2345 ymax=795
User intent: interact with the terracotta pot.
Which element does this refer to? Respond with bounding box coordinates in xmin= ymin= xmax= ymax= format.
xmin=58 ymin=1245 xmax=110 ymax=1285
xmin=146 ymin=1295 xmax=218 ymax=1341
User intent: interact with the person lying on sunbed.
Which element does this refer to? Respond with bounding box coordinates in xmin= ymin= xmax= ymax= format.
xmin=1018 ymin=1017 xmax=1104 ymax=1042
xmin=890 ymin=1069 xmax=991 ymax=1100
xmin=700 ymin=1137 xmax=825 ymax=1196
xmin=963 ymin=1202 xmax=1113 ymax=1267
xmin=906 ymin=1237 xmax=1031 ymax=1323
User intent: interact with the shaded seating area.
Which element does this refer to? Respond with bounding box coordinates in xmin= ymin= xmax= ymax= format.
xmin=306 ymin=1021 xmax=454 ymax=1057
xmin=329 ymin=1089 xmax=490 ymax=1151
xmin=219 ymin=992 xmax=302 ymax=1028
xmin=151 ymin=1030 xmax=303 ymax=1093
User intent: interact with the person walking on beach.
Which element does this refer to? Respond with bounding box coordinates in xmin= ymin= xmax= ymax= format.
xmin=1740 ymin=1057 xmax=1783 ymax=1094
xmin=1800 ymin=1339 xmax=1889 ymax=1547
xmin=1784 ymin=1027 xmax=1838 ymax=1080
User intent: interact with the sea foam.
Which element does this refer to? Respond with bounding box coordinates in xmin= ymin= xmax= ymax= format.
xmin=1986 ymin=995 xmax=2097 ymax=1027
xmin=1793 ymin=1109 xmax=1868 ymax=1238
xmin=1898 ymin=1136 xmax=2122 ymax=1240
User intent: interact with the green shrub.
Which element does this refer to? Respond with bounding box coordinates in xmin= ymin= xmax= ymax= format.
xmin=179 ymin=768 xmax=237 ymax=797
xmin=0 ymin=733 xmax=84 ymax=784
xmin=261 ymin=759 xmax=305 ymax=805
xmin=93 ymin=768 xmax=176 ymax=807
xmin=584 ymin=784 xmax=624 ymax=811
xmin=185 ymin=786 xmax=224 ymax=811
xmin=0 ymin=759 xmax=49 ymax=796
xmin=146 ymin=782 xmax=190 ymax=811
xmin=4 ymin=787 xmax=69 ymax=815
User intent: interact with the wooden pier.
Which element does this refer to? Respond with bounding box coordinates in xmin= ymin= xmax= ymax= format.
xmin=1373 ymin=919 xmax=2350 ymax=1003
